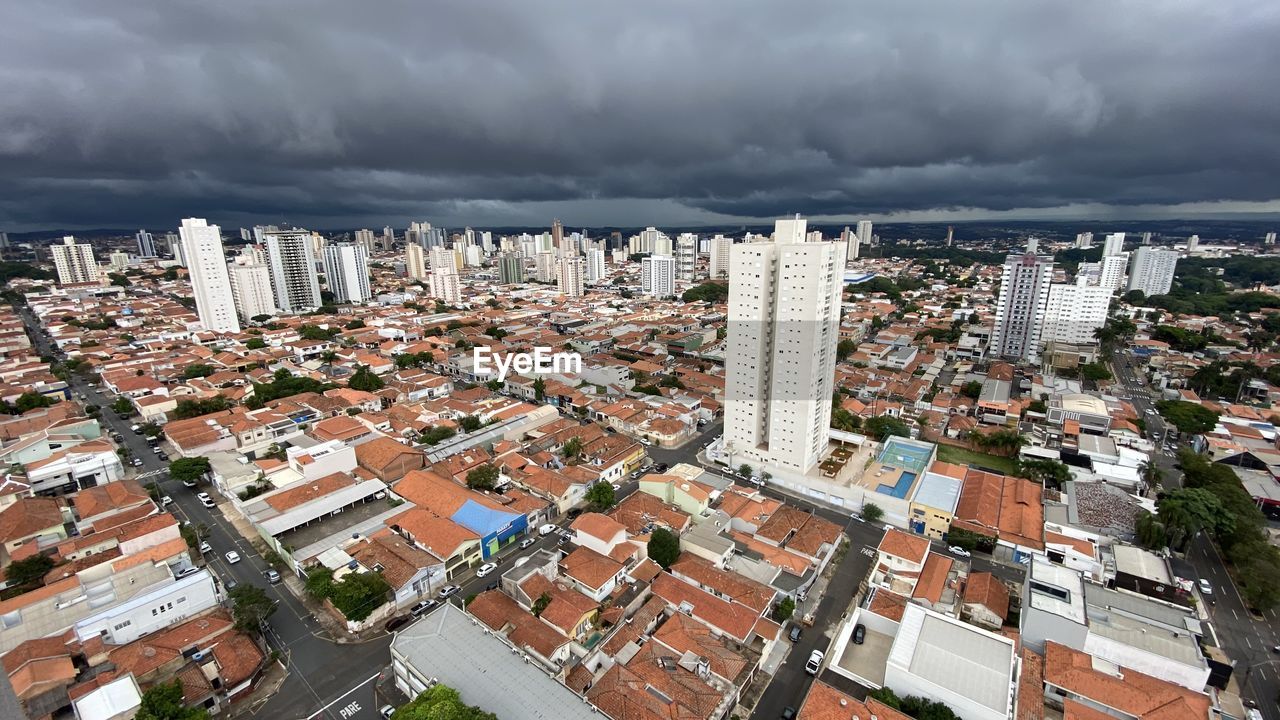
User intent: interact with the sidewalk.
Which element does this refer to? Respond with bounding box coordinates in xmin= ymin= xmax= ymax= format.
xmin=225 ymin=656 xmax=289 ymax=719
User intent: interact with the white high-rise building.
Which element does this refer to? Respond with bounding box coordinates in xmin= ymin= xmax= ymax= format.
xmin=534 ymin=252 xmax=556 ymax=282
xmin=428 ymin=246 xmax=457 ymax=273
xmin=724 ymin=215 xmax=845 ymax=474
xmin=1098 ymin=254 xmax=1129 ymax=293
xmin=634 ymin=227 xmax=667 ymax=256
xmin=557 ymin=256 xmax=585 ymax=297
xmin=855 ymin=221 xmax=872 ymax=256
xmin=1026 ymin=238 xmax=1039 ymax=254
xmin=322 ymin=243 xmax=373 ymax=304
xmin=1102 ymin=233 xmax=1125 ymax=257
xmin=228 ymin=258 xmax=276 ymax=324
xmin=641 ymin=255 xmax=676 ymax=298
xmin=405 ymin=244 xmax=428 ymax=280
xmin=136 ymin=230 xmax=156 ymax=257
xmin=1126 ymin=247 xmax=1179 ymax=298
xmin=709 ymin=234 xmax=732 ymax=279
xmin=354 ymin=229 xmax=376 ymax=253
xmin=178 ymin=219 xmax=240 ymax=333
xmin=585 ymin=248 xmax=606 ymax=283
xmin=480 ymin=231 xmax=493 ymax=253
xmin=676 ymin=233 xmax=698 ymax=281
xmin=652 ymin=232 xmax=673 ymax=257
xmin=842 ymin=226 xmax=861 ymax=261
xmin=263 ymin=230 xmax=323 ymax=313
xmin=990 ymin=253 xmax=1054 ymax=362
xmin=1186 ymin=235 xmax=1200 ymax=253
xmin=428 ymin=269 xmax=461 ymax=304
xmin=1265 ymin=231 xmax=1276 ymax=246
xmin=1074 ymin=232 xmax=1094 ymax=249
xmin=1040 ymin=278 xmax=1113 ymax=346
xmin=50 ymin=236 xmax=99 ymax=284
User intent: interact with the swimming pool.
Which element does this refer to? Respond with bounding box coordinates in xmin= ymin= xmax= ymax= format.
xmin=877 ymin=471 xmax=917 ymax=499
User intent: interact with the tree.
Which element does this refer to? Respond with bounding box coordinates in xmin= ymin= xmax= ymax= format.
xmin=585 ymin=481 xmax=616 ymax=509
xmin=836 ymin=339 xmax=856 ymax=362
xmin=738 ymin=464 xmax=753 ymax=478
xmin=392 ymin=683 xmax=496 ymax=720
xmin=647 ymin=528 xmax=680 ymax=568
xmin=1157 ymin=487 xmax=1232 ymax=550
xmin=960 ymin=381 xmax=983 ymax=399
xmin=681 ymin=282 xmax=729 ymax=303
xmin=458 ymin=415 xmax=483 ymax=432
xmin=327 ymin=571 xmax=391 ymax=622
xmin=111 ymin=397 xmax=134 ymax=415
xmin=1122 ymin=289 xmax=1146 ymax=305
xmin=345 ymin=319 xmax=366 ymax=330
xmin=771 ymin=597 xmax=796 ymax=622
xmin=228 ymin=584 xmax=278 ymax=633
xmin=108 ymin=272 xmax=132 ymax=287
xmin=531 ymin=592 xmax=552 ymax=618
xmin=136 ymin=679 xmax=209 ymax=720
xmin=865 ymin=415 xmax=911 ymax=441
xmin=484 ymin=326 xmax=508 ymax=340
xmin=182 ymin=364 xmax=216 ymax=379
xmin=1080 ymin=362 xmax=1112 ymax=382
xmin=245 ymin=337 xmax=267 ymax=350
xmin=1156 ymin=400 xmax=1219 ymax=434
xmin=170 ymin=396 xmax=232 ymax=420
xmin=418 ymin=425 xmax=457 ymax=445
xmin=4 ymin=554 xmax=55 ymax=586
xmin=347 ymin=365 xmax=385 ymax=392
xmin=533 ymin=377 xmax=546 ymax=402
xmin=1017 ymin=459 xmax=1072 ymax=489
xmin=169 ymin=457 xmax=212 ymax=484
xmin=862 ymin=503 xmax=884 ymax=523
xmin=561 ymin=437 xmax=582 ymax=459
xmin=466 ymin=464 xmax=500 ymax=491
xmin=298 ymin=324 xmax=340 ymax=341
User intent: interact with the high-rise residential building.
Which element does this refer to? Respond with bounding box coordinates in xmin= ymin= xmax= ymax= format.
xmin=263 ymin=229 xmax=323 ymax=313
xmin=1186 ymin=235 xmax=1199 ymax=253
xmin=990 ymin=253 xmax=1054 ymax=362
xmin=178 ymin=218 xmax=240 ymax=333
xmin=634 ymin=227 xmax=667 ymax=256
xmin=557 ymin=256 xmax=585 ymax=297
xmin=1074 ymin=232 xmax=1094 ymax=249
xmin=1040 ymin=278 xmax=1112 ymax=346
xmin=480 ymin=231 xmax=493 ymax=253
xmin=428 ymin=268 xmax=461 ymax=304
xmin=498 ymin=252 xmax=525 ymax=284
xmin=1265 ymin=231 xmax=1276 ymax=246
xmin=709 ymin=234 xmax=732 ymax=279
xmin=381 ymin=227 xmax=395 ymax=251
xmin=1098 ymin=254 xmax=1128 ymax=292
xmin=1126 ymin=247 xmax=1178 ymax=298
xmin=641 ymin=255 xmax=676 ymax=298
xmin=552 ymin=219 xmax=570 ymax=256
xmin=164 ymin=232 xmax=184 ymax=265
xmin=109 ymin=251 xmax=130 ymax=271
xmin=136 ymin=229 xmax=156 ymax=257
xmin=724 ymin=215 xmax=845 ymax=474
xmin=228 ymin=256 xmax=276 ymax=323
xmin=1141 ymin=232 xmax=1153 ymax=245
xmin=405 ymin=243 xmax=428 ymax=279
xmin=322 ymin=243 xmax=373 ymax=304
xmin=1102 ymin=232 xmax=1125 ymax=257
xmin=354 ymin=229 xmax=376 ymax=253
xmin=50 ymin=236 xmax=99 ymax=284
xmin=652 ymin=233 xmax=673 ymax=257
xmin=428 ymin=246 xmax=456 ymax=273
xmin=0 ymin=231 xmax=9 ymax=250
xmin=675 ymin=233 xmax=697 ymax=281
xmin=585 ymin=248 xmax=606 ymax=283
xmin=1026 ymin=238 xmax=1039 ymax=254
xmin=534 ymin=252 xmax=556 ymax=282
xmin=946 ymin=226 xmax=954 ymax=247
xmin=463 ymin=245 xmax=483 ymax=268
xmin=856 ymin=220 xmax=873 ymax=255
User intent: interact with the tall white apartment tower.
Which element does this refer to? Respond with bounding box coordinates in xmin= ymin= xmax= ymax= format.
xmin=136 ymin=230 xmax=156 ymax=257
xmin=585 ymin=248 xmax=606 ymax=284
xmin=322 ymin=243 xmax=373 ymax=304
xmin=1074 ymin=232 xmax=1094 ymax=249
xmin=1186 ymin=235 xmax=1200 ymax=253
xmin=263 ymin=230 xmax=323 ymax=313
xmin=354 ymin=229 xmax=376 ymax=253
xmin=1102 ymin=233 xmax=1126 ymax=257
xmin=724 ymin=215 xmax=845 ymax=474
xmin=228 ymin=255 xmax=276 ymax=323
xmin=709 ymin=234 xmax=732 ymax=279
xmin=855 ymin=221 xmax=872 ymax=255
xmin=1126 ymin=247 xmax=1179 ymax=297
xmin=1040 ymin=277 xmax=1113 ymax=346
xmin=557 ymin=256 xmax=585 ymax=297
xmin=178 ymin=218 xmax=240 ymax=333
xmin=675 ymin=233 xmax=698 ymax=281
xmin=1098 ymin=254 xmax=1129 ymax=293
xmin=1265 ymin=232 xmax=1276 ymax=246
xmin=641 ymin=255 xmax=676 ymax=298
xmin=990 ymin=253 xmax=1054 ymax=362
xmin=50 ymin=236 xmax=99 ymax=284
xmin=404 ymin=243 xmax=428 ymax=280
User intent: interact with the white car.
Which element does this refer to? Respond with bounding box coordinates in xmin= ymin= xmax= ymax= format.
xmin=476 ymin=562 xmax=498 ymax=577
xmin=161 ymin=496 xmax=174 ymax=506
xmin=948 ymin=545 xmax=970 ymax=557
xmin=199 ymin=542 xmax=212 ymax=554
xmin=225 ymin=551 xmax=241 ymax=564
xmin=1198 ymin=579 xmax=1213 ymax=596
xmin=804 ymin=649 xmax=824 ymax=675
xmin=539 ymin=523 xmax=558 ymax=536
xmin=519 ymin=537 xmax=536 ymax=549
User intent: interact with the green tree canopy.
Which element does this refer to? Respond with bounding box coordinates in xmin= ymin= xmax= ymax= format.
xmin=347 ymin=365 xmax=385 ymax=392
xmin=392 ymin=683 xmax=496 ymax=720
xmin=647 ymin=528 xmax=680 ymax=568
xmin=861 ymin=503 xmax=884 ymax=523
xmin=228 ymin=584 xmax=278 ymax=633
xmin=1156 ymin=400 xmax=1219 ymax=434
xmin=465 ymin=464 xmax=500 ymax=490
xmin=865 ymin=415 xmax=911 ymax=441
xmin=585 ymin=481 xmax=616 ymax=509
xmin=4 ymin=554 xmax=55 ymax=586
xmin=136 ymin=679 xmax=209 ymax=720
xmin=168 ymin=457 xmax=212 ymax=484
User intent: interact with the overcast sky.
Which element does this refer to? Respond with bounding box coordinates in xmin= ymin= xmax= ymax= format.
xmin=2 ymin=1 xmax=1279 ymax=231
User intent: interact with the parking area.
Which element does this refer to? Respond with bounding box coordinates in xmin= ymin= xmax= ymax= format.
xmin=832 ymin=627 xmax=894 ymax=687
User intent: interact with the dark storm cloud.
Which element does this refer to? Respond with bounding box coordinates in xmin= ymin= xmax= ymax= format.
xmin=1 ymin=0 xmax=1279 ymax=229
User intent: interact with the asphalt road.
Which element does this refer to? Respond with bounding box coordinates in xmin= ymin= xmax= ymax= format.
xmin=1109 ymin=351 xmax=1183 ymax=489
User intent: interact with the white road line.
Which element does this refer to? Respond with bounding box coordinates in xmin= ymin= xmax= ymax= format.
xmin=1231 ymin=607 xmax=1239 ymax=620
xmin=305 ymin=672 xmax=381 ymax=720
xmin=1244 ymin=635 xmax=1253 ymax=649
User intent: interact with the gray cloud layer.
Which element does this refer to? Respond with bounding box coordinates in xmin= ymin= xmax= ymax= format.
xmin=2 ymin=1 xmax=1279 ymax=229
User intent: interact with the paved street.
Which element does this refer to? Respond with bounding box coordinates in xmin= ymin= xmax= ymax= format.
xmin=1110 ymin=351 xmax=1183 ymax=489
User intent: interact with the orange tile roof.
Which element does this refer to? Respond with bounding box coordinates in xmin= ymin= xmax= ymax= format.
xmin=263 ymin=471 xmax=357 ymax=512
xmin=386 ymin=507 xmax=478 ymax=559
xmin=1044 ymin=641 xmax=1211 ymax=720
xmin=0 ymin=496 xmax=63 ymax=543
xmin=669 ymin=555 xmax=775 ymax=613
xmin=651 ymin=573 xmax=762 ymax=643
xmin=559 ymin=546 xmax=625 ymax=592
xmin=963 ymin=571 xmax=1010 ymax=621
xmin=878 ymin=528 xmax=929 ymax=564
xmin=866 ymin=589 xmax=908 ymax=621
xmin=1017 ymin=648 xmax=1045 ymax=720
xmin=570 ymin=512 xmax=626 ymax=543
xmin=799 ymin=681 xmax=913 ymax=720
xmin=911 ymin=553 xmax=953 ymax=605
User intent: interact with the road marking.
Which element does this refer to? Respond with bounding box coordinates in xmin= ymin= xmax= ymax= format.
xmin=306 ymin=672 xmax=381 ymax=720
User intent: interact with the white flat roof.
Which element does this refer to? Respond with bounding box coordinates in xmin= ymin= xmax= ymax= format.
xmin=1028 ymin=558 xmax=1087 ymax=624
xmin=888 ymin=604 xmax=1015 ymax=714
xmin=72 ymin=673 xmax=142 ymax=720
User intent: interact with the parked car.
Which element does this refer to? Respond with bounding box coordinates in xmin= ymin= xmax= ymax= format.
xmin=225 ymin=551 xmax=241 ymax=564
xmin=380 ymin=705 xmax=397 ymax=720
xmin=781 ymin=708 xmax=797 ymax=720
xmin=161 ymin=496 xmax=174 ymax=506
xmin=410 ymin=599 xmax=438 ymax=617
xmin=264 ymin=569 xmax=281 ymax=584
xmin=1198 ymin=578 xmax=1213 ymax=595
xmin=199 ymin=542 xmax=212 ymax=554
xmin=131 ymin=458 xmax=143 ymax=467
xmin=788 ymin=624 xmax=802 ymax=643
xmin=157 ymin=452 xmax=169 ymax=461
xmin=804 ymin=650 xmax=824 ymax=675
xmin=201 ymin=496 xmax=216 ymax=508
xmin=948 ymin=545 xmax=971 ymax=557
xmin=183 ymin=479 xmax=198 ymax=488
xmin=476 ymin=563 xmax=498 ymax=577
xmin=175 ymin=566 xmax=200 ymax=578
xmin=539 ymin=523 xmax=558 ymax=536
xmin=853 ymin=624 xmax=866 ymax=645
xmin=652 ymin=463 xmax=669 ymax=473
xmin=438 ymin=584 xmax=461 ymax=599
xmin=384 ymin=616 xmax=412 ymax=633
xmin=519 ymin=537 xmax=536 ymax=549
xmin=223 ymin=578 xmax=238 ymax=591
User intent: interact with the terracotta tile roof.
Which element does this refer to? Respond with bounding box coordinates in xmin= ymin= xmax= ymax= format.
xmin=878 ymin=528 xmax=929 ymax=564
xmin=263 ymin=471 xmax=358 ymax=512
xmin=786 ymin=514 xmax=842 ymax=558
xmin=109 ymin=536 xmax=190 ymax=572
xmin=355 ymin=436 xmax=425 ymax=472
xmin=109 ymin=610 xmax=234 ymax=679
xmin=867 ymin=589 xmax=908 ymax=621
xmin=799 ymin=681 xmax=913 ymax=720
xmin=0 ymin=496 xmax=63 ymax=543
xmin=1017 ymin=648 xmax=1045 ymax=720
xmin=911 ymin=553 xmax=953 ymax=605
xmin=467 ymin=589 xmax=525 ymax=631
xmin=651 ymin=574 xmax=762 ymax=643
xmin=651 ymin=612 xmax=750 ymax=681
xmin=385 ymin=507 xmax=478 ymax=559
xmin=560 ymin=546 xmax=625 ymax=592
xmin=963 ymin=572 xmax=1010 ymax=621
xmin=629 ymin=558 xmax=662 ymax=584
xmin=570 ymin=512 xmax=626 ymax=543
xmin=669 ymin=555 xmax=775 ymax=613
xmin=728 ymin=530 xmax=812 ymax=576
xmin=350 ymin=531 xmax=439 ymax=589
xmin=209 ymin=629 xmax=265 ymax=688
xmin=587 ymin=642 xmax=723 ymax=720
xmin=608 ymin=492 xmax=690 ymax=535
xmin=1044 ymin=641 xmax=1211 ymax=720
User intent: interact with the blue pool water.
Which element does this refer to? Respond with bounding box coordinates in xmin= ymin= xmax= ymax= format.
xmin=877 ymin=471 xmax=917 ymax=499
